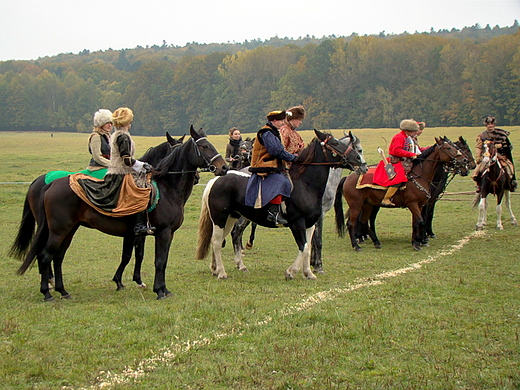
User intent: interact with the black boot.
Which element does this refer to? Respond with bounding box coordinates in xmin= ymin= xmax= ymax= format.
xmin=134 ymin=211 xmax=156 ymax=236
xmin=266 ymin=203 xmax=288 ymax=225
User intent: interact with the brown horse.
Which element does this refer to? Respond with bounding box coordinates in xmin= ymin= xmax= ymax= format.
xmin=335 ymin=137 xmax=467 ymax=251
xmin=13 ymin=126 xmax=228 ymax=301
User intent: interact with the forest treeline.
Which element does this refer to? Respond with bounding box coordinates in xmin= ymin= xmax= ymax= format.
xmin=0 ymin=22 xmax=519 ymax=135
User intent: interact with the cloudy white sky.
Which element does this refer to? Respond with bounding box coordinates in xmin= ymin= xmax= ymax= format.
xmin=0 ymin=0 xmax=518 ymax=61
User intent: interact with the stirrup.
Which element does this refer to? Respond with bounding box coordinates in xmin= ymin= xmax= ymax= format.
xmin=267 ymin=211 xmax=288 ymax=225
xmin=134 ymin=223 xmax=156 ymax=236
xmin=381 ymin=199 xmax=395 ymax=207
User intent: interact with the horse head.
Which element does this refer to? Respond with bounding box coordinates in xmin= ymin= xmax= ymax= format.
xmin=457 ymin=136 xmax=477 ymax=170
xmin=481 ymin=140 xmax=497 ymax=168
xmin=434 ymin=136 xmax=467 ymax=169
xmin=237 ymin=137 xmax=253 ymax=168
xmin=189 ymin=125 xmax=229 ymax=175
xmin=315 ymin=129 xmax=367 ymax=174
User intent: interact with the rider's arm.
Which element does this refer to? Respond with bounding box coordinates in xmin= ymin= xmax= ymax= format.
xmin=116 ymin=133 xmax=136 ymax=167
xmin=262 ymin=131 xmax=297 ymax=162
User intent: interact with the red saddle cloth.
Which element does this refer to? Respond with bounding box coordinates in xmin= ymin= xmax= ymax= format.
xmin=355 ymin=167 xmax=387 ymax=190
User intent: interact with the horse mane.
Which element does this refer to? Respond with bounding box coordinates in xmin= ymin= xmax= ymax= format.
xmin=413 ymin=143 xmax=436 ymax=165
xmin=153 ymin=139 xmax=188 ymax=177
xmin=292 ymin=137 xmax=322 ymax=178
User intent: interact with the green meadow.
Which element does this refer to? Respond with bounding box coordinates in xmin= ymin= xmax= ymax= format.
xmin=0 ymin=127 xmax=518 ymax=389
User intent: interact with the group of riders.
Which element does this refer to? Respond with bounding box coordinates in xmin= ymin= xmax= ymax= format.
xmin=82 ymin=106 xmax=516 ymax=234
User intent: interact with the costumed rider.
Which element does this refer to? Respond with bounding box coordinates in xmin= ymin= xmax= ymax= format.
xmin=472 ymin=116 xmax=516 ymax=192
xmin=373 ymin=119 xmax=421 ymax=206
xmin=245 ymin=110 xmax=298 ymax=226
xmin=87 ymin=109 xmax=113 ymax=173
xmin=109 ymin=107 xmax=156 ymax=235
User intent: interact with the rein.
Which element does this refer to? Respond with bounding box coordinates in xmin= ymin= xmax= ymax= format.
xmin=300 ymin=135 xmax=354 ymax=166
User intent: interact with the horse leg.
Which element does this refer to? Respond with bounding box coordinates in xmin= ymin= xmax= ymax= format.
xmin=286 ymin=223 xmax=316 ymax=280
xmin=365 ymin=204 xmax=382 ymax=249
xmin=153 ymin=229 xmax=174 ymax=300
xmin=50 ymin=230 xmax=77 ymax=299
xmin=112 ymin=235 xmax=135 ymax=290
xmin=212 ymin=217 xmax=237 ymax=279
xmin=230 ymin=217 xmax=249 ymax=255
xmin=310 ymin=214 xmax=324 ymax=273
xmin=503 ymin=191 xmax=518 ymax=226
xmin=408 ymin=204 xmax=425 ymax=250
xmin=133 ymin=235 xmax=147 ymax=287
xmin=246 ymin=223 xmax=258 ymax=250
xmin=347 ymin=207 xmax=363 ymax=251
xmin=476 ymin=196 xmax=487 ymax=230
xmin=496 ymin=193 xmax=504 ymax=230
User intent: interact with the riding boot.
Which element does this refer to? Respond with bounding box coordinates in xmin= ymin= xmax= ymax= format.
xmin=472 ymin=175 xmax=481 ymax=193
xmin=381 ymin=186 xmax=398 ymax=206
xmin=266 ymin=203 xmax=288 ymax=225
xmin=134 ymin=211 xmax=156 ymax=236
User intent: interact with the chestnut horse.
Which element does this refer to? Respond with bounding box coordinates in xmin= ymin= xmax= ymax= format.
xmin=335 ymin=137 xmax=468 ymax=251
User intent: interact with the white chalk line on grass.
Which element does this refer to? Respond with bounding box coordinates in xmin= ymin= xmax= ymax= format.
xmin=77 ymin=230 xmax=486 ymax=390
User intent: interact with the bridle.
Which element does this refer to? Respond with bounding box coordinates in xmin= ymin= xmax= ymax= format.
xmin=194 ymin=137 xmax=222 ymax=173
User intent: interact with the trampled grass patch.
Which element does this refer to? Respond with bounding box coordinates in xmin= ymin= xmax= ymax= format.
xmin=0 ymin=128 xmax=518 ymax=389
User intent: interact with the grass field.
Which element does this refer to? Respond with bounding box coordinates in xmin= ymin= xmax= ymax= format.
xmin=0 ymin=127 xmax=519 ymax=390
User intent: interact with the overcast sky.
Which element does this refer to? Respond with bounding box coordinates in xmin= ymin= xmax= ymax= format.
xmin=0 ymin=0 xmax=518 ymax=61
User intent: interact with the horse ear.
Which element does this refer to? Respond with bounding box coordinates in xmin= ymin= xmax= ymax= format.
xmin=178 ymin=134 xmax=186 ymax=143
xmin=190 ymin=125 xmax=199 ymax=139
xmin=166 ymin=132 xmax=175 ymax=145
xmin=314 ymin=129 xmax=327 ymax=142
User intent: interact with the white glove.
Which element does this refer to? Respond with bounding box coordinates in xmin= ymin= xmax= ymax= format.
xmin=132 ymin=160 xmax=148 ymax=173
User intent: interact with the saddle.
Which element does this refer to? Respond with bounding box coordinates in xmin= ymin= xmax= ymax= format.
xmin=356 ymin=167 xmax=407 ymax=191
xmin=69 ymin=173 xmax=153 ymax=217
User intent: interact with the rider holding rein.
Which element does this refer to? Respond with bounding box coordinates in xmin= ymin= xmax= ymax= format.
xmin=472 ymin=116 xmax=516 ymax=192
xmin=246 ymin=110 xmax=297 ymax=225
xmin=373 ymin=119 xmax=420 ymax=206
xmin=109 ymin=107 xmax=155 ymax=235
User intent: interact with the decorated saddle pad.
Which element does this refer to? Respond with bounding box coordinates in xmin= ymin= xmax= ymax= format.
xmin=69 ymin=173 xmax=151 ymax=217
xmin=355 ymin=167 xmax=387 ymax=190
xmin=45 ymin=168 xmax=107 ymax=184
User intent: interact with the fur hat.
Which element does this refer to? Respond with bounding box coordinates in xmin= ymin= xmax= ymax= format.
xmin=112 ymin=107 xmax=134 ymax=128
xmin=400 ymin=119 xmax=419 ymax=132
xmin=484 ymin=116 xmax=496 ymax=125
xmin=267 ymin=110 xmax=286 ymax=121
xmin=286 ymin=105 xmax=305 ymax=121
xmin=416 ymin=121 xmax=426 ymax=131
xmin=93 ymin=109 xmax=113 ymax=128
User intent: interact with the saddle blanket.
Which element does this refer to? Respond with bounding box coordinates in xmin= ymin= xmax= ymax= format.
xmin=356 ymin=167 xmax=387 ymax=190
xmin=69 ymin=173 xmax=151 ymax=217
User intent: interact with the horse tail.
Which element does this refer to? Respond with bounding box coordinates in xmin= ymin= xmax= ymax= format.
xmin=17 ymin=204 xmax=49 ymax=275
xmin=196 ymin=177 xmax=217 ymax=259
xmin=334 ymin=176 xmax=347 ymax=237
xmin=9 ymin=195 xmax=36 ymax=259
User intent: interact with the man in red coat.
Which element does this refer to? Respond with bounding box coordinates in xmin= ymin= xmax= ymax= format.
xmin=373 ymin=119 xmax=420 ymax=206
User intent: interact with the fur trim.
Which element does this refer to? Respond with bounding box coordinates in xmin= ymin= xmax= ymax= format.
xmin=113 ymin=107 xmax=134 ymax=128
xmin=484 ymin=116 xmax=496 ymax=125
xmin=93 ymin=109 xmax=113 ymax=128
xmin=267 ymin=110 xmax=286 ymax=121
xmin=286 ymin=105 xmax=305 ymax=121
xmin=400 ymin=119 xmax=419 ymax=132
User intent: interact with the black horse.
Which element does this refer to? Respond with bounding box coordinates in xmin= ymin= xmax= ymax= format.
xmin=229 ymin=131 xmax=365 ymax=273
xmin=13 ymin=126 xmax=228 ymax=301
xmin=196 ymin=130 xmax=367 ymax=280
xmin=473 ymin=140 xmax=517 ymax=230
xmin=10 ymin=133 xmax=184 ymax=291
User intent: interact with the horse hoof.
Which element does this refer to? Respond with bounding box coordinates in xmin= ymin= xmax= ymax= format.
xmin=374 ymin=244 xmax=382 ymax=249
xmin=313 ymin=267 xmax=325 ymax=274
xmin=138 ymin=283 xmax=147 ymax=288
xmin=306 ymin=273 xmax=317 ymax=280
xmin=413 ymin=245 xmax=422 ymax=251
xmin=285 ymin=272 xmax=294 ymax=281
xmin=238 ymin=267 xmax=249 ymax=272
xmin=353 ymin=247 xmax=362 ymax=252
xmin=218 ymin=274 xmax=228 ymax=279
xmin=421 ymin=243 xmax=429 ymax=247
xmin=116 ymin=285 xmax=125 ymax=291
xmin=245 ymin=242 xmax=253 ymax=250
xmin=44 ymin=296 xmax=55 ymax=302
xmin=61 ymin=294 xmax=72 ymax=300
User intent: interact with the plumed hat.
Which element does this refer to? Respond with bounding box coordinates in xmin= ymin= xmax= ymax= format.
xmin=267 ymin=110 xmax=286 ymax=121
xmin=93 ymin=109 xmax=113 ymax=128
xmin=112 ymin=107 xmax=134 ymax=128
xmin=484 ymin=116 xmax=496 ymax=125
xmin=400 ymin=119 xmax=419 ymax=132
xmin=286 ymin=105 xmax=305 ymax=121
